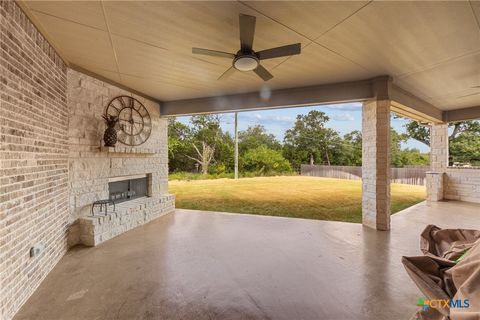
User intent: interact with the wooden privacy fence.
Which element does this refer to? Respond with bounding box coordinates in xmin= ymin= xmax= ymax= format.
xmin=301 ymin=165 xmax=429 ymax=186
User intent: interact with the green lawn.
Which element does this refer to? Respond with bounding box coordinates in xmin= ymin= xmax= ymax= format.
xmin=169 ymin=176 xmax=426 ymax=223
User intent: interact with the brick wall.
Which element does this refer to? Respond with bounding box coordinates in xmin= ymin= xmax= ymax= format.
xmin=67 ymin=69 xmax=173 ymax=246
xmin=0 ymin=2 xmax=69 ymax=319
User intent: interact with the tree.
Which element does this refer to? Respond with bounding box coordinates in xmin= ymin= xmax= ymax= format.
xmin=186 ymin=141 xmax=216 ymax=175
xmin=168 ymin=118 xmax=192 ymax=172
xmin=395 ymin=148 xmax=430 ymax=166
xmin=320 ymin=130 xmax=346 ymax=166
xmin=283 ymin=111 xmax=339 ymax=170
xmin=449 ymin=132 xmax=480 ymax=166
xmin=390 ymin=129 xmax=409 ymax=167
xmin=342 ymin=130 xmax=362 ymax=166
xmin=341 ymin=128 xmax=429 ymax=167
xmin=404 ymin=121 xmax=431 ymax=146
xmin=188 ymin=115 xmax=227 ymax=174
xmin=241 ymin=145 xmax=291 ymax=174
xmin=190 ymin=115 xmax=222 ymax=146
xmin=405 ymin=120 xmax=480 ymax=146
xmin=405 ymin=119 xmax=480 ymax=165
xmin=213 ymin=131 xmax=234 ymax=173
xmin=238 ymin=125 xmax=281 ymax=155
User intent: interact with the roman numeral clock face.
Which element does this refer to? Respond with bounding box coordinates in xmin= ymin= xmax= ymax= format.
xmin=105 ymin=96 xmax=152 ymax=146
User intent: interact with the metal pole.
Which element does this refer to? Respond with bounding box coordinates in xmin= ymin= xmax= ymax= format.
xmin=234 ymin=112 xmax=239 ymax=179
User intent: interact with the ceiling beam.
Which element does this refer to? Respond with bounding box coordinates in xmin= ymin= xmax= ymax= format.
xmin=161 ymin=76 xmax=445 ymax=124
xmin=389 ymin=85 xmax=444 ymax=123
xmin=444 ymin=106 xmax=480 ymax=122
xmin=161 ymin=78 xmax=382 ymax=116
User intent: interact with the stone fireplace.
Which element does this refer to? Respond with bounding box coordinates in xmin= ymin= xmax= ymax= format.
xmin=109 ymin=175 xmax=149 ymax=203
xmin=66 ymin=69 xmax=175 ymax=247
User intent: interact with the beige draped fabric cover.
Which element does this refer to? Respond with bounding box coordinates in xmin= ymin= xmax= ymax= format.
xmin=402 ymin=225 xmax=480 ymax=320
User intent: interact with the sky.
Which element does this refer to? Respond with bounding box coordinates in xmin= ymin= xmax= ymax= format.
xmin=175 ymin=102 xmax=430 ymax=153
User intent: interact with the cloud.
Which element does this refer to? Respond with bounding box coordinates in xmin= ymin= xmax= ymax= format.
xmin=270 ymin=115 xmax=295 ymax=123
xmin=331 ymin=113 xmax=355 ymax=121
xmin=319 ymin=102 xmax=362 ymax=111
xmin=238 ymin=112 xmax=294 ymax=124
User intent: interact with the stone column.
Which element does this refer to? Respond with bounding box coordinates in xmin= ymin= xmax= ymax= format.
xmin=426 ymin=124 xmax=448 ymax=205
xmin=426 ymin=172 xmax=444 ymax=204
xmin=430 ymin=124 xmax=449 ymax=171
xmin=362 ymin=100 xmax=391 ymax=230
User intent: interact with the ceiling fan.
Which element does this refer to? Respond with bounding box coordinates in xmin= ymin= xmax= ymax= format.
xmin=192 ymin=14 xmax=301 ymax=81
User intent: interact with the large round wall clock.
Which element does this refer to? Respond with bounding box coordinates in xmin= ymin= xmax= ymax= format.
xmin=105 ymin=95 xmax=152 ymax=146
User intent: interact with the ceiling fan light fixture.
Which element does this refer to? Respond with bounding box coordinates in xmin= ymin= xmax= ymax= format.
xmin=233 ymin=55 xmax=259 ymax=71
xmin=192 ymin=14 xmax=301 ymax=81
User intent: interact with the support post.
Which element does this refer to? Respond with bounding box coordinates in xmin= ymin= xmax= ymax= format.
xmin=362 ymin=100 xmax=391 ymax=230
xmin=430 ymin=124 xmax=449 ymax=171
xmin=234 ymin=112 xmax=239 ymax=180
xmin=426 ymin=172 xmax=444 ymax=204
xmin=426 ymin=124 xmax=449 ymax=205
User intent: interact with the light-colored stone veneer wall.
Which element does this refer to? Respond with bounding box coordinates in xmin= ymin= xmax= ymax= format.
xmin=430 ymin=124 xmax=449 ymax=171
xmin=78 ymin=195 xmax=175 ymax=246
xmin=67 ymin=69 xmax=173 ymax=245
xmin=362 ymin=100 xmax=391 ymax=230
xmin=426 ymin=125 xmax=448 ymax=204
xmin=428 ymin=124 xmax=480 ymax=204
xmin=0 ymin=2 xmax=69 ymax=319
xmin=426 ymin=172 xmax=444 ymax=204
xmin=444 ymin=168 xmax=480 ymax=203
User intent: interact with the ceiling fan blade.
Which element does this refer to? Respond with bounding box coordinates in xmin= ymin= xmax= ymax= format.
xmin=218 ymin=66 xmax=236 ymax=80
xmin=257 ymin=43 xmax=301 ymax=60
xmin=192 ymin=48 xmax=235 ymax=59
xmin=472 ymin=85 xmax=480 ymax=88
xmin=254 ymin=64 xmax=273 ymax=81
xmin=239 ymin=14 xmax=256 ymax=51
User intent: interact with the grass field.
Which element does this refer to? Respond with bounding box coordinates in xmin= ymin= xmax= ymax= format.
xmin=169 ymin=176 xmax=426 ymax=223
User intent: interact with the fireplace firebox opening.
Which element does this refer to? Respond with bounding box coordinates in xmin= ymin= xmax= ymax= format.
xmin=109 ymin=176 xmax=148 ymax=203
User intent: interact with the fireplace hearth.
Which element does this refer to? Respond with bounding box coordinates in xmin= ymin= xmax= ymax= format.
xmin=109 ymin=176 xmax=148 ymax=203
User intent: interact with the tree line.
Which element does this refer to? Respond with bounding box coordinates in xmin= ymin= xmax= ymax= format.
xmin=405 ymin=120 xmax=480 ymax=166
xmin=168 ymin=110 xmax=472 ymax=176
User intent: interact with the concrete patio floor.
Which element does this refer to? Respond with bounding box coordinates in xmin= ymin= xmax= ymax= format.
xmin=14 ymin=201 xmax=480 ymax=320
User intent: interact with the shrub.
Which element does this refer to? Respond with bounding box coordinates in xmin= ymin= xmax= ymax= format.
xmin=209 ymin=163 xmax=226 ymax=174
xmin=241 ymin=146 xmax=292 ymax=175
xmin=169 ymin=171 xmax=234 ymax=181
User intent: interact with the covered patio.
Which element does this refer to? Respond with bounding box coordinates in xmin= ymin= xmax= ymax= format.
xmin=2 ymin=1 xmax=480 ymax=319
xmin=13 ymin=201 xmax=480 ymax=320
